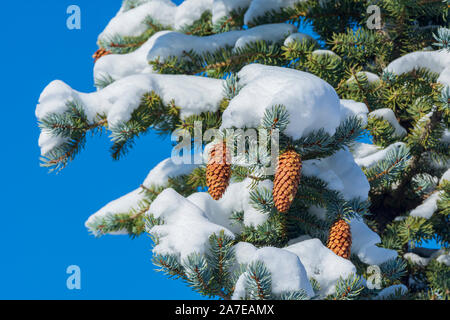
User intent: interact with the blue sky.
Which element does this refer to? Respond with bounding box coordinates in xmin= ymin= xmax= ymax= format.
xmin=0 ymin=0 xmax=205 ymax=300
xmin=0 ymin=0 xmax=438 ymax=300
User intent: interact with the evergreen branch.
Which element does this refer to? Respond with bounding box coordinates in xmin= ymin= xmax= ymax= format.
xmin=328 ymin=274 xmax=364 ymax=300
xmin=245 ymin=261 xmax=272 ymax=300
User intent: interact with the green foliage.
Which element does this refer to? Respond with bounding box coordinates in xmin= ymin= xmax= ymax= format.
xmin=39 ymin=100 xmax=107 ymax=172
xmin=99 ymin=16 xmax=169 ymax=54
xmin=327 ymin=274 xmax=364 ymax=300
xmin=110 ymin=92 xmax=180 ymax=159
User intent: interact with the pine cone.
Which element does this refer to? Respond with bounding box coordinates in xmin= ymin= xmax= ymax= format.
xmin=93 ymin=48 xmax=112 ymax=62
xmin=327 ymin=219 xmax=352 ymax=259
xmin=273 ymin=150 xmax=302 ymax=213
xmin=206 ymin=142 xmax=231 ymax=200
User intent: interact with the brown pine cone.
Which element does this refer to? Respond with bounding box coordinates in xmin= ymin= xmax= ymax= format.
xmin=93 ymin=48 xmax=112 ymax=62
xmin=206 ymin=142 xmax=231 ymax=200
xmin=327 ymin=219 xmax=352 ymax=259
xmin=273 ymin=149 xmax=302 ymax=213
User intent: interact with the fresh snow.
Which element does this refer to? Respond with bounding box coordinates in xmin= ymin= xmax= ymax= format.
xmin=148 ymin=188 xmax=235 ymax=260
xmin=302 ymin=149 xmax=371 ymax=201
xmin=186 ymin=179 xmax=274 ymax=232
xmin=385 ymin=50 xmax=450 ymax=87
xmin=369 ymin=108 xmax=407 ymax=137
xmin=351 ymin=142 xmax=380 ymax=160
xmin=221 ymin=64 xmax=342 ymax=140
xmin=436 ymin=253 xmax=450 ymax=266
xmin=174 ymin=0 xmax=214 ymax=30
xmin=311 ymin=49 xmax=339 ymax=57
xmin=37 ymin=74 xmax=224 ymax=155
xmin=284 ymin=32 xmax=315 ymax=45
xmin=340 ymin=99 xmax=369 ymax=126
xmin=347 ymin=71 xmax=380 ymax=84
xmin=404 ymin=252 xmax=432 ymax=267
xmin=85 ymin=188 xmax=145 ymax=236
xmin=404 ymin=250 xmax=450 ymax=267
xmin=350 ymin=217 xmax=397 ymax=265
xmin=354 ymin=142 xmax=406 ymax=168
xmin=85 ymin=158 xmax=199 ymax=234
xmin=94 ymin=31 xmax=172 ymax=85
xmin=409 ymin=191 xmax=443 ymax=219
xmin=440 ymin=168 xmax=450 ymax=184
xmin=244 ymin=0 xmax=305 ymax=25
xmin=98 ymin=0 xmax=214 ymax=43
xmin=142 ymin=158 xmax=199 ymax=188
xmin=95 ymin=24 xmax=297 ymax=85
xmin=98 ymin=0 xmax=176 ymax=42
xmin=232 ymin=244 xmax=314 ymax=299
xmin=147 ymin=24 xmax=297 ymax=62
xmin=286 ymin=239 xmax=356 ymax=296
xmin=212 ymin=0 xmax=252 ymax=24
xmin=375 ymin=285 xmax=408 ymax=299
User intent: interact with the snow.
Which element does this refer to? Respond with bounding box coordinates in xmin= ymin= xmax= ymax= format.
xmin=436 ymin=253 xmax=450 ymax=266
xmin=284 ymin=32 xmax=315 ymax=45
xmin=94 ymin=31 xmax=171 ymax=85
xmin=148 ymin=188 xmax=235 ymax=261
xmin=212 ymin=0 xmax=252 ymax=24
xmin=354 ymin=142 xmax=406 ymax=168
xmin=409 ymin=191 xmax=443 ymax=219
xmin=85 ymin=158 xmax=199 ymax=234
xmin=174 ymin=0 xmax=214 ymax=30
xmin=147 ymin=24 xmax=297 ymax=62
xmin=350 ymin=217 xmax=398 ymax=265
xmin=340 ymin=99 xmax=369 ymax=126
xmin=286 ymin=239 xmax=356 ymax=296
xmin=385 ymin=50 xmax=450 ymax=87
xmin=95 ymin=24 xmax=296 ymax=85
xmin=404 ymin=250 xmax=450 ymax=267
xmin=188 ymin=178 xmax=274 ymax=229
xmin=143 ymin=158 xmax=199 ymax=188
xmin=440 ymin=168 xmax=450 ymax=184
xmin=37 ymin=74 xmax=224 ymax=155
xmin=98 ymin=1 xmax=176 ymax=42
xmin=351 ymin=142 xmax=380 ymax=160
xmin=347 ymin=71 xmax=380 ymax=84
xmin=244 ymin=0 xmax=304 ymax=25
xmin=312 ymin=49 xmax=339 ymax=57
xmin=85 ymin=188 xmax=145 ymax=236
xmin=221 ymin=64 xmax=342 ymax=140
xmin=232 ymin=244 xmax=314 ymax=299
xmin=303 ymin=149 xmax=371 ymax=201
xmin=369 ymin=108 xmax=407 ymax=137
xmin=404 ymin=252 xmax=431 ymax=266
xmin=98 ymin=0 xmax=217 ymax=43
xmin=375 ymin=285 xmax=408 ymax=299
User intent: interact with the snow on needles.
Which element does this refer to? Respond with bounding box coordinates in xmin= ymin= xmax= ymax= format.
xmin=37 ymin=74 xmax=224 ymax=155
xmin=85 ymin=158 xmax=199 ymax=234
xmin=148 ymin=188 xmax=235 ymax=261
xmin=385 ymin=50 xmax=450 ymax=87
xmin=98 ymin=0 xmax=211 ymax=42
xmin=95 ymin=24 xmax=297 ymax=84
xmin=146 ymin=24 xmax=297 ymax=62
xmin=232 ymin=246 xmax=315 ymax=299
xmin=221 ymin=64 xmax=342 ymax=140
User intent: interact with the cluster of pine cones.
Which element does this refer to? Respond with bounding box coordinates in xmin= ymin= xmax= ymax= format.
xmin=206 ymin=142 xmax=352 ymax=259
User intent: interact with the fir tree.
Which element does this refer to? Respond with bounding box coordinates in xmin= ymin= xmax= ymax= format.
xmin=37 ymin=0 xmax=449 ymax=300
